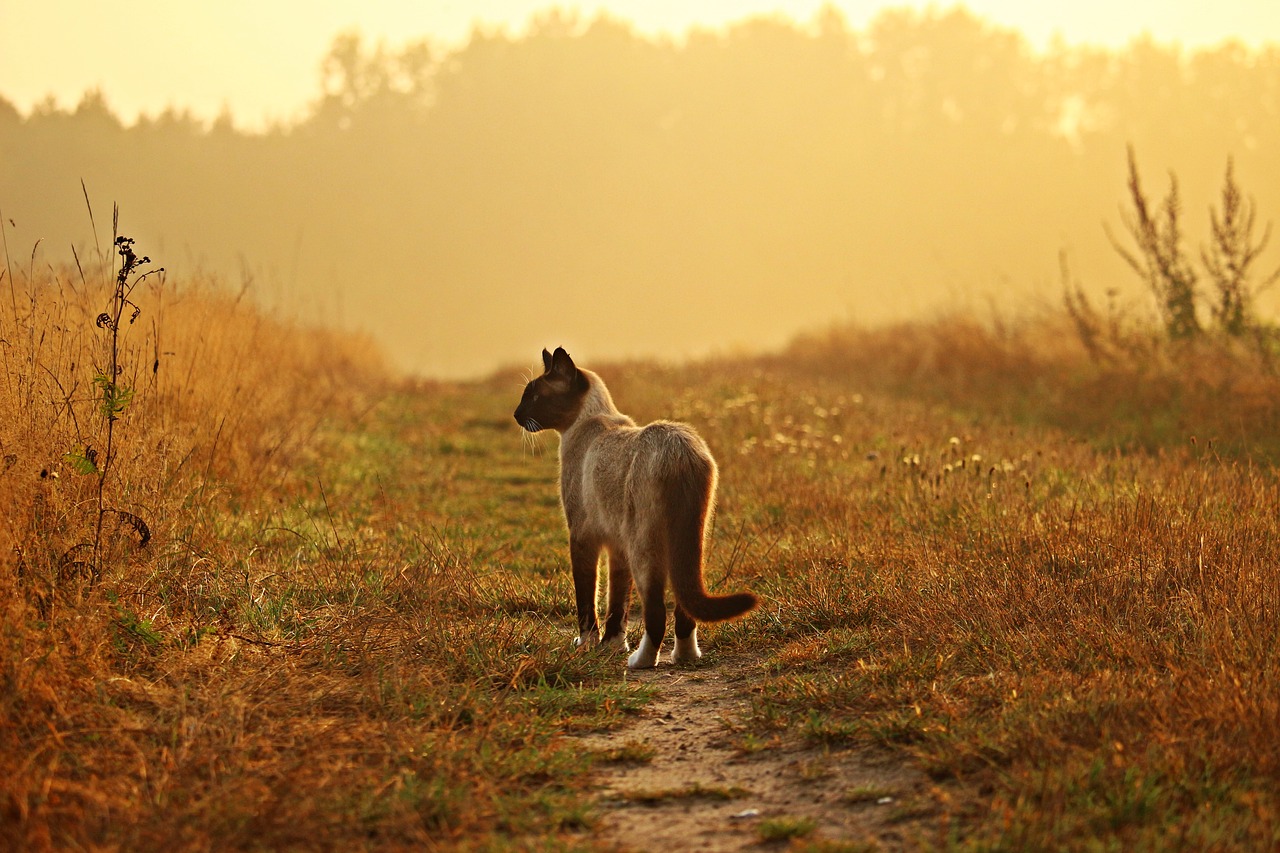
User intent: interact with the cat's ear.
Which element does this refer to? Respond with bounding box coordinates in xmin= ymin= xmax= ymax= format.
xmin=550 ymin=347 xmax=576 ymax=379
xmin=541 ymin=348 xmax=554 ymax=374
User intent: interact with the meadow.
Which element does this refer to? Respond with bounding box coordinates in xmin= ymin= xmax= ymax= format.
xmin=3 ymin=237 xmax=1279 ymax=850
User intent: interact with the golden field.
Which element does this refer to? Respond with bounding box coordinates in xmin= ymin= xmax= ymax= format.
xmin=2 ymin=244 xmax=1279 ymax=849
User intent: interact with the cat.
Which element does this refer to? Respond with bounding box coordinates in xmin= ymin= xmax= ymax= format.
xmin=514 ymin=347 xmax=758 ymax=669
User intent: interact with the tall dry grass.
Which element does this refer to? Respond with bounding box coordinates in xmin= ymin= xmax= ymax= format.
xmin=1 ymin=236 xmax=386 ymax=595
xmin=783 ymin=312 xmax=1280 ymax=461
xmin=0 ymin=238 xmax=390 ymax=847
xmin=1 ymin=234 xmax=647 ymax=850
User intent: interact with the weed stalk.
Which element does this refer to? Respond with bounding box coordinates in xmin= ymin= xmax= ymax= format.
xmin=83 ymin=207 xmax=162 ymax=576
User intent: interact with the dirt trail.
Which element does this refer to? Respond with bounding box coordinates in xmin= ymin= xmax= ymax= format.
xmin=573 ymin=654 xmax=944 ymax=851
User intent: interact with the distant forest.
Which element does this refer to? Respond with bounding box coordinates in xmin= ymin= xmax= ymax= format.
xmin=2 ymin=7 xmax=1278 ymax=376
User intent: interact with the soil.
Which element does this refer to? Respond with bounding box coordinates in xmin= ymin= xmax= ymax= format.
xmin=572 ymin=652 xmax=948 ymax=851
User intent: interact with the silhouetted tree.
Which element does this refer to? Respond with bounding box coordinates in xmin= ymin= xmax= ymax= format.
xmin=0 ymin=9 xmax=1277 ymax=374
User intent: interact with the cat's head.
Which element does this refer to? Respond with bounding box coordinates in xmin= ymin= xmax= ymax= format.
xmin=514 ymin=347 xmax=590 ymax=433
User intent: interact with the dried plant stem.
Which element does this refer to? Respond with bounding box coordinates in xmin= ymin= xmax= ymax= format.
xmin=89 ymin=210 xmax=161 ymax=577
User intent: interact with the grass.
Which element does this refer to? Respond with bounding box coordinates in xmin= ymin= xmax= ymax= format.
xmin=591 ymin=738 xmax=657 ymax=764
xmin=4 ymin=244 xmax=1280 ymax=848
xmin=0 ymin=251 xmax=643 ymax=849
xmin=844 ymin=785 xmax=899 ymax=805
xmin=618 ymin=782 xmax=748 ymax=804
xmin=758 ymin=815 xmax=817 ymax=842
xmin=590 ymin=326 xmax=1280 ymax=848
xmin=708 ymin=328 xmax=1279 ymax=848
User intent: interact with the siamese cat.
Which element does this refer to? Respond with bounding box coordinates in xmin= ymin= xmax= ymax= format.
xmin=514 ymin=347 xmax=758 ymax=669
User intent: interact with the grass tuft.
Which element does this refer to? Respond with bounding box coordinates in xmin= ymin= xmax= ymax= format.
xmin=758 ymin=815 xmax=818 ymax=841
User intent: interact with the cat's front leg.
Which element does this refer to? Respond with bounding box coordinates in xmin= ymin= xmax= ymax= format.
xmin=569 ymin=537 xmax=601 ymax=649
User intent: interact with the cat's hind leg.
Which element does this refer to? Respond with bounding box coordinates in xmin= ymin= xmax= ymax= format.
xmin=671 ymin=604 xmax=702 ymax=664
xmin=601 ymin=547 xmax=632 ymax=652
xmin=627 ymin=576 xmax=666 ymax=670
xmin=570 ymin=537 xmax=601 ymax=648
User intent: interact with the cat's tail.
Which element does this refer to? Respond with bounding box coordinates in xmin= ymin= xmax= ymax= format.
xmin=663 ymin=451 xmax=759 ymax=624
xmin=677 ymin=583 xmax=760 ymax=623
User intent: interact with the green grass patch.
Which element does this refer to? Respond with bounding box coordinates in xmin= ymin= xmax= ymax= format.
xmin=758 ymin=815 xmax=817 ymax=841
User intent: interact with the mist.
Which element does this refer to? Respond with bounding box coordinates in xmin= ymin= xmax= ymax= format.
xmin=2 ymin=7 xmax=1277 ymax=377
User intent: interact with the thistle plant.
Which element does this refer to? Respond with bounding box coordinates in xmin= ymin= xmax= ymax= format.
xmin=66 ymin=218 xmax=161 ymax=579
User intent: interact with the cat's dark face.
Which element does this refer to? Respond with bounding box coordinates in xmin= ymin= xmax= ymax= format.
xmin=514 ymin=347 xmax=589 ymax=433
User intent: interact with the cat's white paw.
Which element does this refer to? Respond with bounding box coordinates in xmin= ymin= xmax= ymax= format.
xmin=573 ymin=633 xmax=600 ymax=650
xmin=627 ymin=633 xmax=661 ymax=669
xmin=600 ymin=633 xmax=631 ymax=653
xmin=671 ymin=631 xmax=702 ymax=665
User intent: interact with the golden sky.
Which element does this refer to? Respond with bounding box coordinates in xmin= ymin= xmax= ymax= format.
xmin=1 ymin=1 xmax=1278 ymax=129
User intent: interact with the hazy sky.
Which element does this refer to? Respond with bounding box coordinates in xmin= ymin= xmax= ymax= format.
xmin=2 ymin=1 xmax=1279 ymax=129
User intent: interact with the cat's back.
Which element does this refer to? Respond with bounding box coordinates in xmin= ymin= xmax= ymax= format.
xmin=626 ymin=419 xmax=716 ymax=488
xmin=634 ymin=419 xmax=710 ymax=457
xmin=576 ymin=417 xmax=713 ymax=484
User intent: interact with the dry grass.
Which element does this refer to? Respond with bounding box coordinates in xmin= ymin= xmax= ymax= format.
xmin=5 ymin=243 xmax=1280 ymax=849
xmin=0 ymin=251 xmax=646 ymax=850
xmin=784 ymin=313 xmax=1280 ymax=461
xmin=630 ymin=328 xmax=1280 ymax=848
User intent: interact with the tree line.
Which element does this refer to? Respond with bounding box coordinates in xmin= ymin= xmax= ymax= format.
xmin=2 ymin=7 xmax=1277 ymax=375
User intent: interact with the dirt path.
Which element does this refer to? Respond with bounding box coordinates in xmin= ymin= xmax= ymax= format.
xmin=573 ymin=654 xmax=945 ymax=851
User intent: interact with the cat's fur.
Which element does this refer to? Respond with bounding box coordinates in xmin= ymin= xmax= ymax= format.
xmin=514 ymin=347 xmax=758 ymax=669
